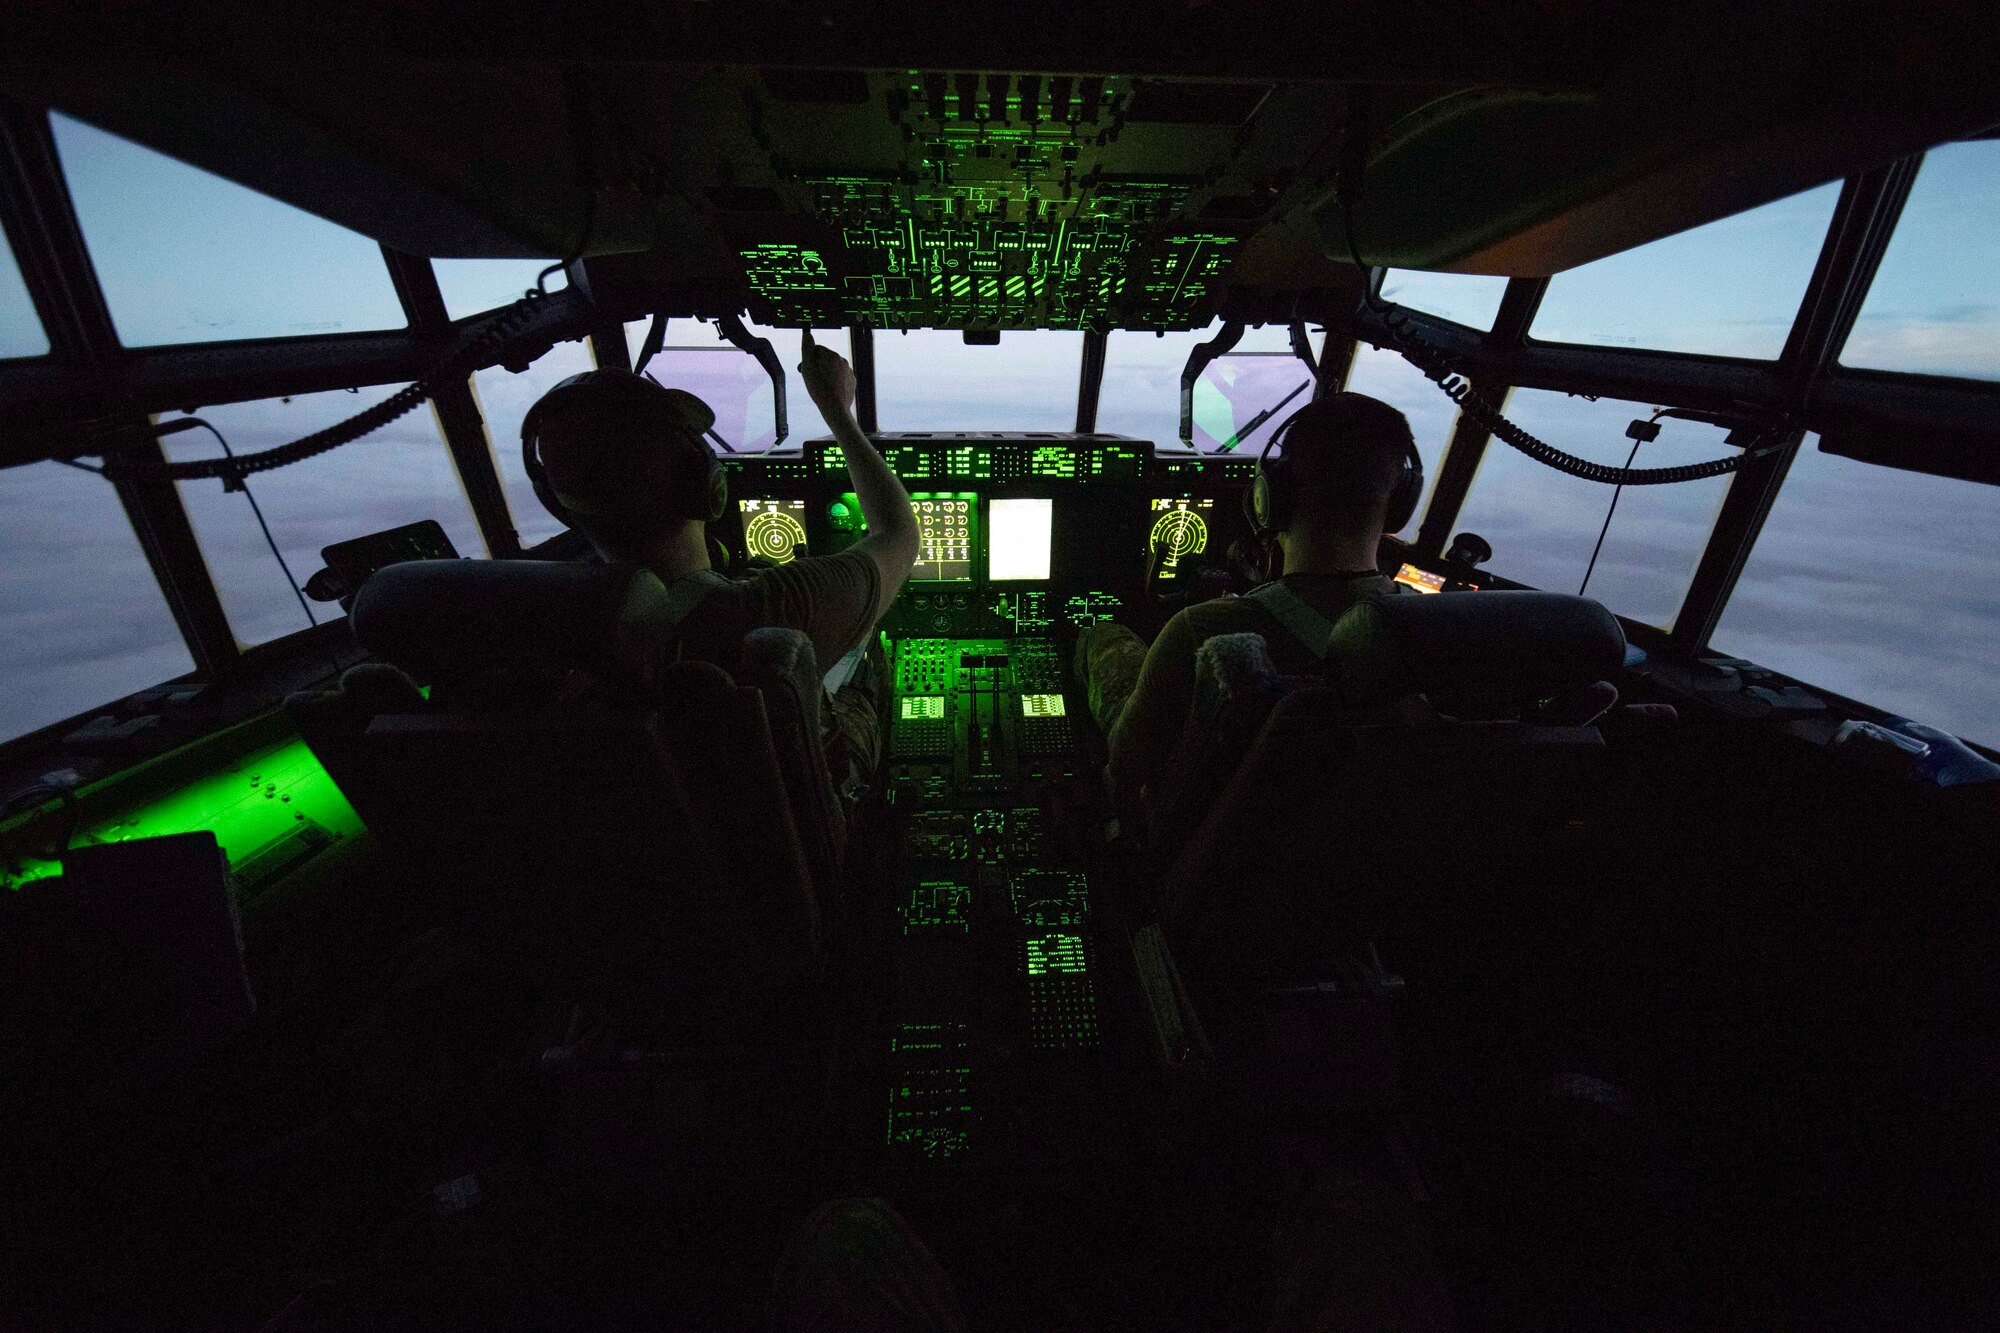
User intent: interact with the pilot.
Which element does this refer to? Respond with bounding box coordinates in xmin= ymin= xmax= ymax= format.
xmin=526 ymin=337 xmax=919 ymax=781
xmin=1077 ymin=392 xmax=1417 ymax=808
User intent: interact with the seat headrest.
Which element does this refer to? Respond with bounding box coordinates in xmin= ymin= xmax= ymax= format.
xmin=1328 ymin=591 xmax=1626 ymax=717
xmin=351 ymin=559 xmax=674 ymax=686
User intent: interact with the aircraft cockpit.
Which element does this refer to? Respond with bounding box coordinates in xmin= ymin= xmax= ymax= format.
xmin=5 ymin=8 xmax=2000 ymax=1326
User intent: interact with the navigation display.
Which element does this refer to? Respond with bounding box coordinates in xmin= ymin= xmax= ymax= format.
xmin=738 ymin=498 xmax=808 ymax=565
xmin=911 ymin=493 xmax=975 ymax=582
xmin=1147 ymin=497 xmax=1214 ymax=573
xmin=988 ymin=498 xmax=1053 ymax=581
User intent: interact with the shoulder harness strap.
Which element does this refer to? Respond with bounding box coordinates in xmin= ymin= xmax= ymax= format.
xmin=659 ymin=568 xmax=732 ymax=629
xmin=1244 ymin=580 xmax=1341 ymax=660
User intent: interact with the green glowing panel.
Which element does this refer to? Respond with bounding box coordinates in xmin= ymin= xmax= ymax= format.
xmin=1026 ymin=932 xmax=1089 ymax=976
xmin=1147 ymin=498 xmax=1213 ymax=571
xmin=1021 ymin=694 xmax=1066 ymax=718
xmin=910 ymin=493 xmax=975 ymax=582
xmin=827 ymin=492 xmax=865 ymax=534
xmin=886 ymin=1020 xmax=972 ymax=1161
xmin=1064 ymin=591 xmax=1122 ymax=628
xmin=989 ymin=590 xmax=1055 ymax=634
xmin=1031 ymin=445 xmax=1077 ymax=478
xmin=901 ymin=878 xmax=971 ymax=934
xmin=987 ymin=497 xmax=1052 ymax=581
xmin=739 ymin=498 xmax=807 ymax=564
xmin=1 ymin=733 xmax=364 ymax=894
xmin=1025 ymin=932 xmax=1100 ymax=1050
xmin=901 ymin=695 xmax=946 ymax=720
xmin=1012 ymin=872 xmax=1089 ymax=927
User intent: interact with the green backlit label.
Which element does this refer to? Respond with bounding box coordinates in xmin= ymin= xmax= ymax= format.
xmin=901 ymin=695 xmax=946 ymax=720
xmin=1021 ymin=693 xmax=1066 ymax=718
xmin=1026 ymin=932 xmax=1089 ymax=976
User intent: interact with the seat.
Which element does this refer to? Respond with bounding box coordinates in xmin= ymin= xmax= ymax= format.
xmin=1154 ymin=590 xmax=1627 ymax=1004
xmin=286 ymin=559 xmax=834 ymax=1033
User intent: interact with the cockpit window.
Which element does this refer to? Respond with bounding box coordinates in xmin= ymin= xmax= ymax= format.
xmin=0 ymin=226 xmax=48 ymax=359
xmin=1451 ymin=388 xmax=1733 ymax=627
xmin=160 ymin=388 xmax=484 ymax=647
xmin=628 ymin=318 xmax=822 ymax=454
xmin=1098 ymin=321 xmax=1323 ymax=452
xmin=1 ymin=462 xmax=195 ymax=743
xmin=1529 ymin=181 xmax=1841 ymax=359
xmin=1341 ymin=343 xmax=1461 ymax=539
xmin=1713 ymin=437 xmax=2000 ymax=746
xmin=49 ymin=113 xmax=407 ymax=347
xmin=1840 ymin=139 xmax=2000 ymax=381
xmin=472 ymin=338 xmax=597 ymax=547
xmin=874 ymin=329 xmax=1084 ymax=432
xmin=1380 ymin=269 xmax=1509 ymax=332
xmin=433 ymin=258 xmax=567 ymax=322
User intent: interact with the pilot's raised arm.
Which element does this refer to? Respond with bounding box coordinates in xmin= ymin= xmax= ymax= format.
xmin=800 ymin=332 xmax=919 ymax=624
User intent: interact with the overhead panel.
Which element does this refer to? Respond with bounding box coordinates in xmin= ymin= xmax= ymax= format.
xmin=715 ymin=70 xmax=1315 ymax=332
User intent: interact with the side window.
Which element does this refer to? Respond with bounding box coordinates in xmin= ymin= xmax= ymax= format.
xmin=1 ymin=462 xmax=195 ymax=742
xmin=161 ymin=388 xmax=485 ymax=647
xmin=1713 ymin=441 xmax=2000 ymax=746
xmin=1840 ymin=140 xmax=2000 ymax=381
xmin=51 ymin=113 xmax=406 ymax=348
xmin=1339 ymin=344 xmax=1461 ymax=540
xmin=1451 ymin=389 xmax=1733 ymax=627
xmin=1529 ymin=182 xmax=1840 ymax=359
xmin=1380 ymin=269 xmax=1508 ymax=331
xmin=50 ymin=113 xmax=406 ymax=347
xmin=432 ymin=259 xmax=566 ymax=322
xmin=471 ymin=339 xmax=598 ymax=547
xmin=1 ymin=226 xmax=48 ymax=359
xmin=628 ymin=319 xmax=823 ymax=453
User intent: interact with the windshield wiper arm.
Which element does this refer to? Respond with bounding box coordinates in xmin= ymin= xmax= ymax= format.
xmin=1216 ymin=379 xmax=1311 ymax=453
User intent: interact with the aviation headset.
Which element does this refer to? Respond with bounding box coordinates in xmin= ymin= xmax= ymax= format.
xmin=1246 ymin=393 xmax=1425 ymax=537
xmin=520 ymin=368 xmax=728 ymax=528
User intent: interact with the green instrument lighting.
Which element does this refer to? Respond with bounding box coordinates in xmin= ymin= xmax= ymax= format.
xmin=740 ymin=498 xmax=807 ymax=564
xmin=900 ymin=695 xmax=947 ymax=720
xmin=1147 ymin=498 xmax=1213 ymax=571
xmin=909 ymin=492 xmax=976 ymax=582
xmin=1026 ymin=932 xmax=1089 ymax=976
xmin=1031 ymin=445 xmax=1076 ymax=478
xmin=901 ymin=878 xmax=971 ymax=934
xmin=886 ymin=1020 xmax=972 ymax=1160
xmin=1021 ymin=694 xmax=1066 ymax=718
xmin=1 ymin=732 xmax=364 ymax=895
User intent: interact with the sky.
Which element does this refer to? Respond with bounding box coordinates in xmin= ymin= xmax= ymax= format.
xmin=3 ymin=115 xmax=1999 ymax=747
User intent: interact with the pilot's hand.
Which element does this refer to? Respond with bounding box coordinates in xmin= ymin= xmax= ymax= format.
xmin=799 ymin=330 xmax=857 ymax=418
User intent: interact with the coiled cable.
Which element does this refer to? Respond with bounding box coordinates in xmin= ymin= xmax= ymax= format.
xmin=1338 ymin=179 xmax=1789 ymax=485
xmin=86 ymin=282 xmax=565 ymax=484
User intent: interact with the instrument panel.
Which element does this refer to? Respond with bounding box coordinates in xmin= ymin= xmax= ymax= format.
xmin=719 ymin=433 xmax=1259 ymax=637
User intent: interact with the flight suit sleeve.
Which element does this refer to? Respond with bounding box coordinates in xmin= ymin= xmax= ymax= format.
xmin=1103 ymin=607 xmax=1210 ymax=803
xmin=740 ymin=548 xmax=885 ymax=673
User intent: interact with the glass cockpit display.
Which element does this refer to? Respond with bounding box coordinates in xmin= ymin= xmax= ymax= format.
xmin=738 ymin=498 xmax=809 ymax=564
xmin=988 ymin=498 xmax=1053 ymax=581
xmin=911 ymin=493 xmax=975 ymax=582
xmin=1147 ymin=497 xmax=1213 ymax=573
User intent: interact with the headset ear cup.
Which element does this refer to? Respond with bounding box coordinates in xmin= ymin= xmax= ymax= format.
xmin=1385 ymin=445 xmax=1424 ymax=533
xmin=1246 ymin=471 xmax=1268 ymax=533
xmin=702 ymin=456 xmax=729 ymax=523
xmin=520 ymin=403 xmax=575 ymax=528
